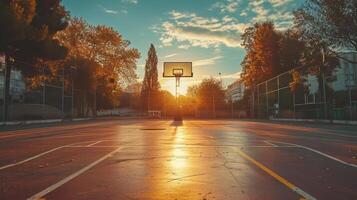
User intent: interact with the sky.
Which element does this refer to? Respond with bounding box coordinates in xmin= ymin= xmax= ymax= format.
xmin=62 ymin=0 xmax=304 ymax=95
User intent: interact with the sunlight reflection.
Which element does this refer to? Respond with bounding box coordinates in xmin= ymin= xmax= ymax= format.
xmin=170 ymin=127 xmax=188 ymax=171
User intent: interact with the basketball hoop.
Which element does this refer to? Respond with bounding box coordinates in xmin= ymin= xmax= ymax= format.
xmin=163 ymin=62 xmax=193 ymax=121
xmin=173 ymin=69 xmax=183 ymax=77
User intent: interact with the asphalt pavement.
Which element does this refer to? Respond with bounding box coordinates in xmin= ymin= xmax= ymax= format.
xmin=0 ymin=119 xmax=356 ymax=200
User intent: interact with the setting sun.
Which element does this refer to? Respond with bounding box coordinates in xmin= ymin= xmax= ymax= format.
xmin=160 ymin=78 xmax=193 ymax=96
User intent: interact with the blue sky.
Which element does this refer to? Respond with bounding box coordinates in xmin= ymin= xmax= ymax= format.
xmin=62 ymin=0 xmax=304 ymax=94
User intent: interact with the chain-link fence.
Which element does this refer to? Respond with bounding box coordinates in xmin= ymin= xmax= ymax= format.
xmin=254 ymin=63 xmax=357 ymax=121
xmin=0 ymin=61 xmax=95 ymax=122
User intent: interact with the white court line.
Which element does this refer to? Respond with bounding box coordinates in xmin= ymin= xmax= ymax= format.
xmin=0 ymin=146 xmax=65 ymax=170
xmin=270 ymin=140 xmax=357 ymax=168
xmin=264 ymin=140 xmax=278 ymax=147
xmin=66 ymin=145 xmax=297 ymax=148
xmin=86 ymin=141 xmax=102 ymax=147
xmin=27 ymin=147 xmax=124 ymax=200
xmin=0 ymin=140 xmax=98 ymax=171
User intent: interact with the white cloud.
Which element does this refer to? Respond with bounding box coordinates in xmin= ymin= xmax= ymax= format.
xmin=268 ymin=0 xmax=292 ymax=7
xmin=164 ymin=53 xmax=177 ymax=58
xmin=99 ymin=5 xmax=127 ymax=15
xmin=103 ymin=8 xmax=118 ymax=14
xmin=122 ymin=0 xmax=138 ymax=4
xmin=240 ymin=11 xmax=248 ymax=17
xmin=211 ymin=0 xmax=241 ymax=13
xmin=158 ymin=11 xmax=248 ymax=48
xmin=221 ymin=72 xmax=241 ymax=79
xmin=157 ymin=1 xmax=297 ymax=49
xmin=193 ymin=56 xmax=223 ymax=66
xmin=249 ymin=0 xmax=294 ymax=30
xmin=178 ymin=44 xmax=190 ymax=49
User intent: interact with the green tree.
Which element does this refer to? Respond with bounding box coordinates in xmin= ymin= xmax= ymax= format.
xmin=0 ymin=0 xmax=69 ymax=120
xmin=279 ymin=30 xmax=305 ymax=74
xmin=141 ymin=44 xmax=160 ymax=111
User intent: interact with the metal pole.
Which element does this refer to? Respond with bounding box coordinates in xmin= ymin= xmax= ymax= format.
xmin=293 ymin=92 xmax=296 ymax=118
xmin=94 ymin=84 xmax=97 ymax=117
xmin=252 ymin=85 xmax=255 ymax=118
xmin=148 ymin=89 xmax=150 ymax=112
xmin=266 ymin=81 xmax=269 ymax=118
xmin=2 ymin=62 xmax=6 ymax=121
xmin=62 ymin=68 xmax=65 ymax=112
xmin=163 ymin=92 xmax=166 ymax=118
xmin=277 ymin=76 xmax=280 ymax=106
xmin=322 ymin=71 xmax=328 ymax=119
xmin=42 ymin=67 xmax=46 ymax=119
xmin=347 ymin=65 xmax=352 ymax=120
xmin=321 ymin=48 xmax=328 ymax=120
xmin=175 ymin=76 xmax=180 ymax=120
xmin=219 ymin=72 xmax=222 ymax=88
xmin=71 ymin=68 xmax=74 ymax=118
xmin=231 ymin=98 xmax=233 ymax=119
xmin=212 ymin=95 xmax=215 ymax=118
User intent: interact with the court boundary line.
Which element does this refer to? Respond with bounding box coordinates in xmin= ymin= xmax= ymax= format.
xmin=236 ymin=148 xmax=316 ymax=200
xmin=0 ymin=140 xmax=99 ymax=171
xmin=269 ymin=140 xmax=357 ymax=168
xmin=27 ymin=147 xmax=124 ymax=200
xmin=86 ymin=141 xmax=102 ymax=147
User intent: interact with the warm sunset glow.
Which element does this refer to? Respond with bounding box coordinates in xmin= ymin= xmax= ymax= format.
xmin=160 ymin=78 xmax=193 ymax=96
xmin=170 ymin=127 xmax=187 ymax=170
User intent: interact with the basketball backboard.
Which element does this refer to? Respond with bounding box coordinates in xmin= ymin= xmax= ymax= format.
xmin=163 ymin=62 xmax=193 ymax=77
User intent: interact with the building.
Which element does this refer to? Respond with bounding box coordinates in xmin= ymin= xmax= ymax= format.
xmin=301 ymin=51 xmax=357 ymax=105
xmin=0 ymin=54 xmax=26 ymax=103
xmin=225 ymin=79 xmax=245 ymax=102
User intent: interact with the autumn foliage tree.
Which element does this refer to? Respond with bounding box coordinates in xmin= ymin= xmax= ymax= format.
xmin=240 ymin=22 xmax=310 ymax=90
xmin=187 ymin=78 xmax=225 ymax=116
xmin=240 ymin=22 xmax=281 ymax=88
xmin=46 ymin=18 xmax=140 ymax=115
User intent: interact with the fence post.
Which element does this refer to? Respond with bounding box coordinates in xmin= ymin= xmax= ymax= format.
xmin=71 ymin=76 xmax=74 ymax=118
xmin=266 ymin=81 xmax=268 ymax=118
xmin=293 ymin=92 xmax=296 ymax=118
xmin=252 ymin=85 xmax=255 ymax=118
xmin=42 ymin=67 xmax=46 ymax=119
xmin=347 ymin=65 xmax=352 ymax=120
xmin=2 ymin=62 xmax=5 ymax=121
xmin=256 ymin=85 xmax=260 ymax=117
xmin=322 ymin=71 xmax=328 ymax=119
xmin=277 ymin=75 xmax=280 ymax=109
xmin=62 ymin=68 xmax=65 ymax=113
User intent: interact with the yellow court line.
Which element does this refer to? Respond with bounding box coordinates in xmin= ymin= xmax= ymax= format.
xmin=236 ymin=149 xmax=316 ymax=200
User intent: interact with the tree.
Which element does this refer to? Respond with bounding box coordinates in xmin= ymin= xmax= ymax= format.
xmin=141 ymin=44 xmax=160 ymax=111
xmin=53 ymin=18 xmax=140 ymax=114
xmin=0 ymin=0 xmax=69 ymax=120
xmin=279 ymin=30 xmax=305 ymax=74
xmin=187 ymin=78 xmax=225 ymax=117
xmin=294 ymin=0 xmax=357 ymax=63
xmin=240 ymin=22 xmax=281 ymax=88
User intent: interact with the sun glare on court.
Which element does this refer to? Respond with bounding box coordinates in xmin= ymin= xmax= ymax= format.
xmin=160 ymin=79 xmax=192 ymax=96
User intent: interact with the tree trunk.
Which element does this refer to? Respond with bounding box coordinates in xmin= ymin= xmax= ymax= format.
xmin=3 ymin=55 xmax=12 ymax=121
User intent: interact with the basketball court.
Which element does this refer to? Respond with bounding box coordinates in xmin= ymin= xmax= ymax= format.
xmin=0 ymin=119 xmax=356 ymax=199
